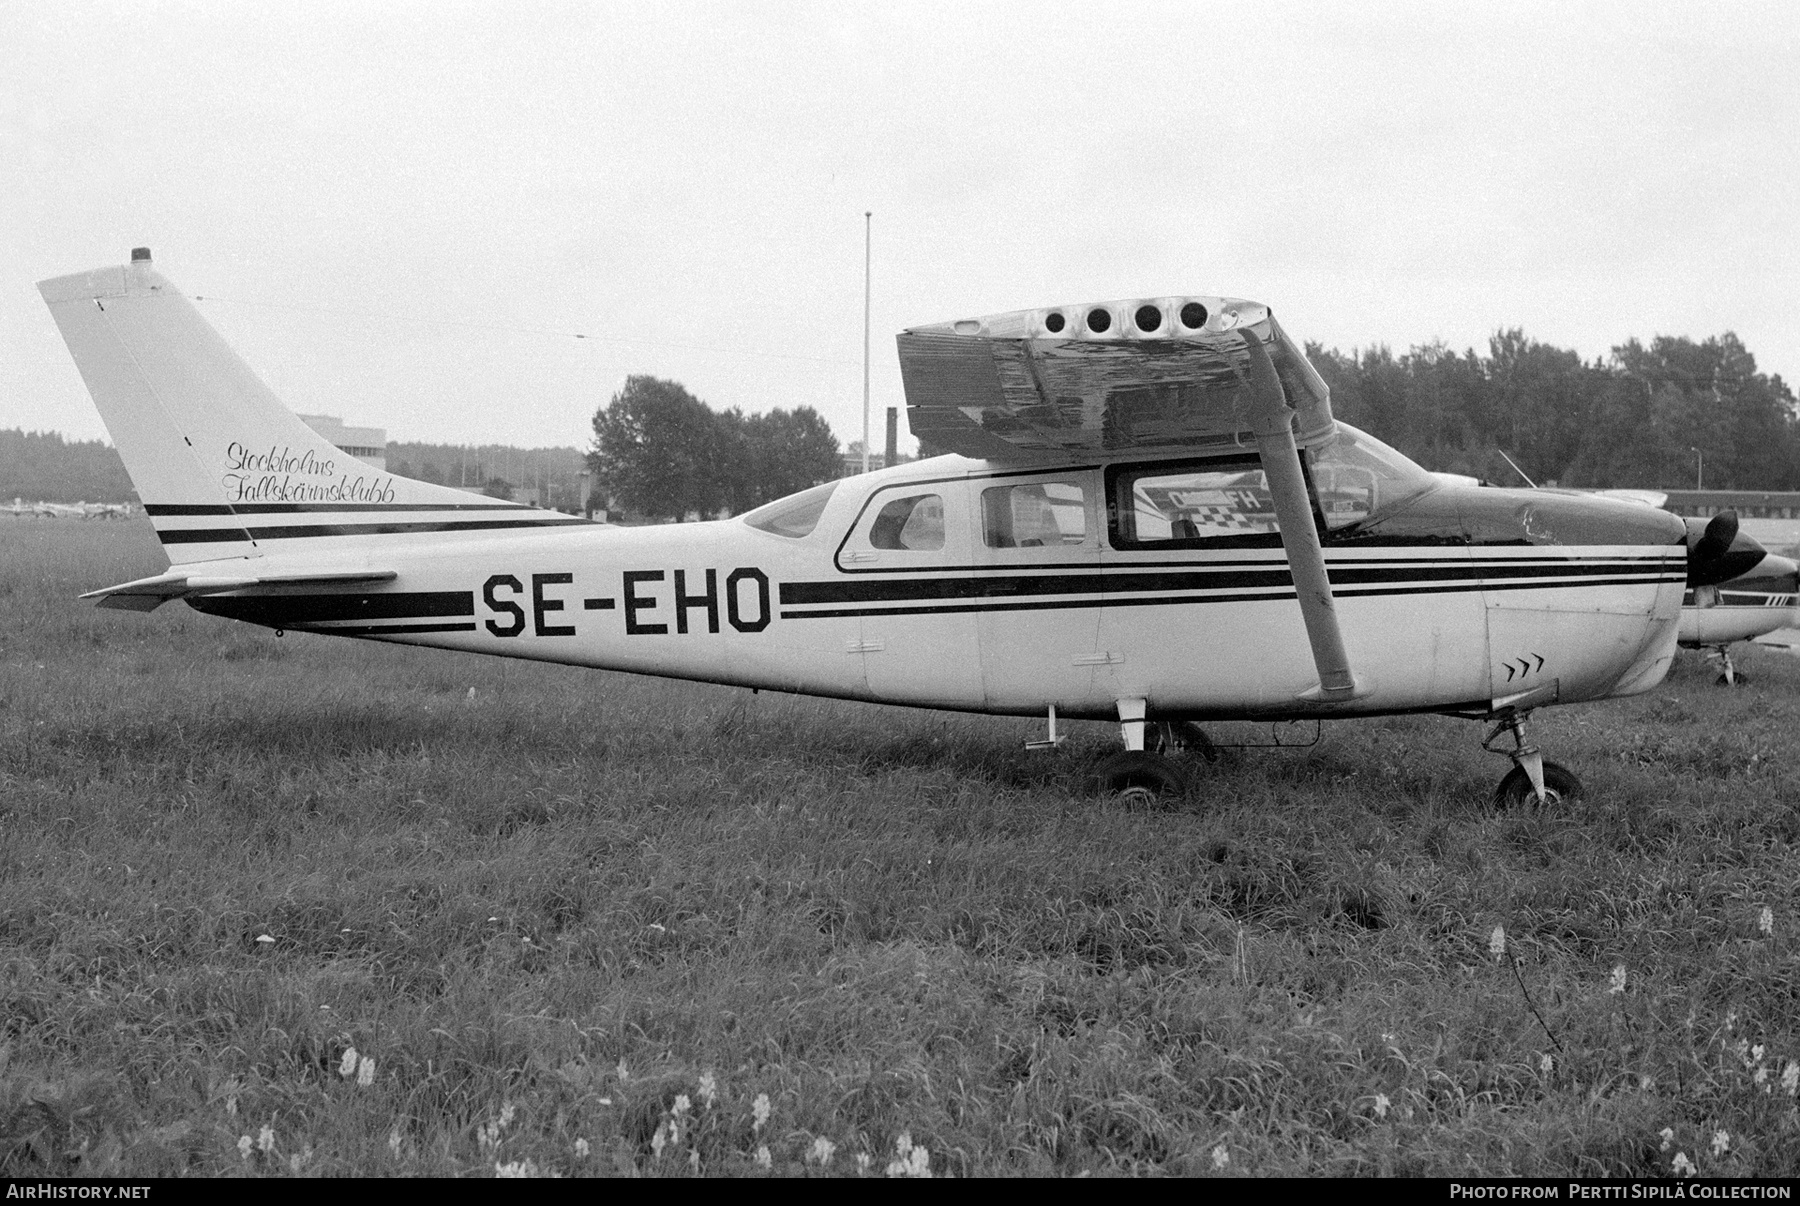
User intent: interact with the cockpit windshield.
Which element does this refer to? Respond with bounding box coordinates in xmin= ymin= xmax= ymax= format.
xmin=742 ymin=479 xmax=840 ymax=538
xmin=1307 ymin=424 xmax=1437 ymax=530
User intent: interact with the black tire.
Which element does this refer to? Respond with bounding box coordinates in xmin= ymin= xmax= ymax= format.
xmin=1151 ymin=720 xmax=1221 ymax=764
xmin=1090 ymin=750 xmax=1187 ymax=808
xmin=1492 ymin=761 xmax=1583 ymax=810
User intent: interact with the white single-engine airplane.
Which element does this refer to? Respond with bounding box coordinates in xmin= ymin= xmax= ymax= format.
xmin=40 ymin=250 xmax=1758 ymax=807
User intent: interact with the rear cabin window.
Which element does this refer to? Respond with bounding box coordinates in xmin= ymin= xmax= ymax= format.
xmin=743 ymin=480 xmax=839 ymax=538
xmin=1108 ymin=458 xmax=1283 ymax=549
xmin=982 ymin=480 xmax=1090 ymax=548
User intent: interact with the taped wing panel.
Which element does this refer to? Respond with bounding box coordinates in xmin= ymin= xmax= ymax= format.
xmin=898 ymin=299 xmax=1333 ymax=462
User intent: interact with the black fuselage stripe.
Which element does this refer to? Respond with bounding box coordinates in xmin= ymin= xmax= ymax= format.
xmin=158 ymin=527 xmax=253 ymax=544
xmin=189 ymin=591 xmax=474 ymax=625
xmin=239 ymin=519 xmax=586 ymax=539
xmin=145 ymin=502 xmax=546 ymax=515
xmin=231 ymin=503 xmax=541 ymax=514
xmin=780 ymin=575 xmax=1678 ymax=619
xmin=290 ymin=622 xmax=479 ymax=635
xmin=780 ymin=562 xmax=1678 ymax=606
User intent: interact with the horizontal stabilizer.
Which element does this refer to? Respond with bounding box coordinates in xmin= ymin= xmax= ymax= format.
xmin=82 ymin=568 xmax=398 ymax=611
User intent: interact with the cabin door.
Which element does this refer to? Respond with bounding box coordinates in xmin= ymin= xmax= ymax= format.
xmin=832 ymin=477 xmax=984 ymax=708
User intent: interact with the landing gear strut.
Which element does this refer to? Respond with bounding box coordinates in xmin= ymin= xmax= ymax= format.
xmin=1088 ymin=699 xmax=1205 ymax=807
xmin=1482 ymin=711 xmax=1582 ymax=808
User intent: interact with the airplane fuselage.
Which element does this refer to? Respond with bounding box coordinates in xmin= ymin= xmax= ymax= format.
xmin=183 ymin=450 xmax=1689 ymax=722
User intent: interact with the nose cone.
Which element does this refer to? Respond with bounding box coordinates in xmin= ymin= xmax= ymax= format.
xmin=1686 ymin=512 xmax=1768 ymax=587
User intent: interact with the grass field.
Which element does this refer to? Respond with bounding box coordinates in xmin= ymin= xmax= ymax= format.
xmin=1 ymin=518 xmax=1796 ymax=1178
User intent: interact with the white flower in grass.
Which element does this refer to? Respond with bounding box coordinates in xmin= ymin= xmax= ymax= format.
xmin=1540 ymin=1054 xmax=1554 ymax=1075
xmin=856 ymin=1151 xmax=872 ymax=1175
xmin=1640 ymin=1075 xmax=1654 ymax=1091
xmin=1210 ymin=1144 xmax=1229 ymax=1170
xmin=689 ymin=1149 xmax=699 ymax=1173
xmin=1659 ymin=1127 xmax=1674 ymax=1152
xmin=616 ymin=1059 xmax=629 ymax=1083
xmin=1609 ymin=964 xmax=1627 ymax=995
xmin=752 ymin=1092 xmax=771 ymax=1132
xmin=574 ymin=1138 xmax=589 ymax=1159
xmin=755 ymin=1145 xmax=771 ymax=1170
xmin=1783 ymin=1060 xmax=1800 ymax=1097
xmin=1488 ymin=925 xmax=1506 ymax=961
xmin=1758 ymin=906 xmax=1774 ymax=936
xmin=651 ymin=1120 xmax=668 ymax=1158
xmin=1672 ymin=1152 xmax=1696 ymax=1177
xmin=237 ymin=1135 xmax=253 ymax=1160
xmin=809 ymin=1136 xmax=836 ymax=1166
xmin=257 ymin=1125 xmax=275 ymax=1154
xmin=338 ymin=1047 xmax=359 ymax=1078
xmin=389 ymin=1129 xmax=404 ymax=1157
xmin=1371 ymin=1094 xmax=1390 ymax=1119
xmin=672 ymin=1093 xmax=691 ymax=1117
xmin=1710 ymin=1129 xmax=1729 ymax=1158
xmin=885 ymin=1133 xmax=931 ymax=1178
xmin=494 ymin=1159 xmax=539 ymax=1178
xmin=498 ymin=1100 xmax=517 ymax=1129
xmin=357 ymin=1055 xmax=375 ymax=1086
xmin=697 ymin=1071 xmax=718 ymax=1109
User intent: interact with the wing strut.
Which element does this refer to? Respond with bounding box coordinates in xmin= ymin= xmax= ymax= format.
xmin=1240 ymin=333 xmax=1363 ymax=702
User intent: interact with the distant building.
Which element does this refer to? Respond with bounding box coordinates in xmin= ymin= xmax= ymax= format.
xmin=298 ymin=414 xmax=387 ymax=471
xmin=1658 ymin=490 xmax=1800 ymax=520
xmin=841 ymin=450 xmax=892 ymax=476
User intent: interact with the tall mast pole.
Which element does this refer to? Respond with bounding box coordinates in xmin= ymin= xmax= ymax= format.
xmin=862 ymin=211 xmax=871 ymax=475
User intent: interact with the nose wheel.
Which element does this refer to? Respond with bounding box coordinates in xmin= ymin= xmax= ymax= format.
xmin=1702 ymin=644 xmax=1748 ymax=687
xmin=1482 ymin=712 xmax=1583 ymax=809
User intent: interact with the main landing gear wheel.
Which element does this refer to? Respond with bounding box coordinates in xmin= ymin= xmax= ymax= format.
xmin=1150 ymin=721 xmax=1221 ymax=764
xmin=1492 ymin=761 xmax=1582 ymax=810
xmin=1090 ymin=750 xmax=1187 ymax=809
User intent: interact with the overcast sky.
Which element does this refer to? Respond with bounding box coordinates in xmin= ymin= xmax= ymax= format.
xmin=4 ymin=1 xmax=1796 ymax=456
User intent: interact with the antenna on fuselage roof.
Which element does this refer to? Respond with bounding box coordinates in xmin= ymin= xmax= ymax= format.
xmin=1498 ymin=449 xmax=1538 ymax=489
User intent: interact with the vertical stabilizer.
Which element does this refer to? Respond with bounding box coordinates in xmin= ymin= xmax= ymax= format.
xmin=38 ymin=250 xmax=581 ymax=565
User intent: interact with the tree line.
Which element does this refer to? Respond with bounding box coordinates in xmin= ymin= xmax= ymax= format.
xmin=1308 ymin=330 xmax=1799 ymax=490
xmin=385 ymin=442 xmax=587 ymax=509
xmin=0 ymin=429 xmax=137 ymax=503
xmin=588 ymin=376 xmax=841 ymax=520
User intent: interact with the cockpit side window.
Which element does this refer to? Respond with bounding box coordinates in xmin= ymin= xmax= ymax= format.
xmin=836 ymin=483 xmax=966 ymax=570
xmin=866 ymin=493 xmax=944 ymax=551
xmin=1106 ymin=457 xmax=1283 ymax=549
xmin=1307 ymin=427 xmax=1437 ymax=531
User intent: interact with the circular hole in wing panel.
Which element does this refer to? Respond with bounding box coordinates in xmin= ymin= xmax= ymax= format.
xmin=1135 ymin=304 xmax=1162 ymax=332
xmin=1086 ymin=308 xmax=1112 ymax=333
xmin=1180 ymin=302 xmax=1209 ymax=329
xmin=1044 ymin=311 xmax=1066 ymax=333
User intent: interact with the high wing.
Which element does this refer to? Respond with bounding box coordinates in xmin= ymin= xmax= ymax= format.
xmin=81 ymin=568 xmax=397 ymax=612
xmin=896 ymin=296 xmax=1360 ymax=702
xmin=897 ymin=296 xmax=1332 ymax=459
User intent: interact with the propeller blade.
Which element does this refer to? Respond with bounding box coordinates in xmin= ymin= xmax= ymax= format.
xmin=1687 ymin=510 xmax=1768 ymax=587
